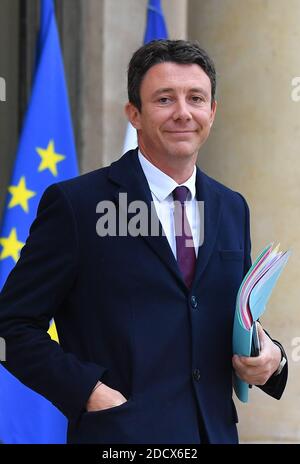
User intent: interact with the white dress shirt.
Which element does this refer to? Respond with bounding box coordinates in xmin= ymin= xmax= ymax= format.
xmin=138 ymin=150 xmax=200 ymax=258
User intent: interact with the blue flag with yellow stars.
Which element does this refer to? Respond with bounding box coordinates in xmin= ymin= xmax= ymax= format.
xmin=0 ymin=0 xmax=78 ymax=443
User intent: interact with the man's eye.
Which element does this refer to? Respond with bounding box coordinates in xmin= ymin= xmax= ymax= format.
xmin=158 ymin=97 xmax=171 ymax=104
xmin=191 ymin=96 xmax=204 ymax=103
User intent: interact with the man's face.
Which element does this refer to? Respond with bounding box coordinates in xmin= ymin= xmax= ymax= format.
xmin=126 ymin=62 xmax=217 ymax=167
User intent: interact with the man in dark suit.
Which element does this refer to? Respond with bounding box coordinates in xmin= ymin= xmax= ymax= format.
xmin=0 ymin=40 xmax=287 ymax=444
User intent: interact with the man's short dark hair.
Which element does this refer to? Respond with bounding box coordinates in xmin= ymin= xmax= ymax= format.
xmin=127 ymin=39 xmax=216 ymax=112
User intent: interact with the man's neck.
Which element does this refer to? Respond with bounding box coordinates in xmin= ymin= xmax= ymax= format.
xmin=139 ymin=151 xmax=196 ymax=184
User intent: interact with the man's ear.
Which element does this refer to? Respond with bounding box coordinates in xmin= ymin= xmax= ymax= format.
xmin=125 ymin=102 xmax=141 ymax=129
xmin=209 ymin=100 xmax=217 ymax=127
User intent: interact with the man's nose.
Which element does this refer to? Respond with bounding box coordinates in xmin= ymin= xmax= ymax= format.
xmin=172 ymin=99 xmax=192 ymax=121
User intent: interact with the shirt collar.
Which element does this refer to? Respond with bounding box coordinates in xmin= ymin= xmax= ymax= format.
xmin=138 ymin=150 xmax=196 ymax=202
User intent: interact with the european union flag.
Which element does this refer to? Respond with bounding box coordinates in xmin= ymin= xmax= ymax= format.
xmin=123 ymin=0 xmax=168 ymax=153
xmin=0 ymin=0 xmax=78 ymax=443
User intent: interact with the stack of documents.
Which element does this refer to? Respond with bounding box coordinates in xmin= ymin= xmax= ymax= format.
xmin=233 ymin=243 xmax=291 ymax=402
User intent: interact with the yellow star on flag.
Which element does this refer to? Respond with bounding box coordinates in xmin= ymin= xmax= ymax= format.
xmin=0 ymin=228 xmax=25 ymax=263
xmin=36 ymin=139 xmax=65 ymax=177
xmin=8 ymin=176 xmax=36 ymax=213
xmin=48 ymin=321 xmax=59 ymax=343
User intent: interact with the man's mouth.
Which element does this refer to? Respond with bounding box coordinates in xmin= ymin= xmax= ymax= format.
xmin=165 ymin=130 xmax=196 ymax=134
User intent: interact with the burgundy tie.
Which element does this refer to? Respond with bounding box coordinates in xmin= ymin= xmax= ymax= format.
xmin=173 ymin=186 xmax=196 ymax=288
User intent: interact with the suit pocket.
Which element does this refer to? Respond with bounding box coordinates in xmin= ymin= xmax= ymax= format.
xmin=70 ymin=398 xmax=137 ymax=444
xmin=219 ymin=250 xmax=243 ymax=261
xmin=82 ymin=398 xmax=133 ymax=418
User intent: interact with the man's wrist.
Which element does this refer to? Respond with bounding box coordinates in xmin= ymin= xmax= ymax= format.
xmin=273 ymin=342 xmax=287 ymax=376
xmin=91 ymin=380 xmax=103 ymax=393
xmin=274 ymin=356 xmax=287 ymax=376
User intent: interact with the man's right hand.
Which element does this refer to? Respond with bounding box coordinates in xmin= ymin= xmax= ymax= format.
xmin=86 ymin=381 xmax=127 ymax=412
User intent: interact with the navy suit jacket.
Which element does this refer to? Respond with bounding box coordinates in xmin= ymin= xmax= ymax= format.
xmin=0 ymin=149 xmax=287 ymax=444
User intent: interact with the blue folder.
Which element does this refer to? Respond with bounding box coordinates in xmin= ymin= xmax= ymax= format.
xmin=232 ymin=244 xmax=291 ymax=402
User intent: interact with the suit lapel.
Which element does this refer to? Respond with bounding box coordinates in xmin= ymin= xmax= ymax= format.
xmin=192 ymin=168 xmax=222 ymax=288
xmin=108 ymin=150 xmax=185 ymax=290
xmin=107 ymin=150 xmax=222 ymax=291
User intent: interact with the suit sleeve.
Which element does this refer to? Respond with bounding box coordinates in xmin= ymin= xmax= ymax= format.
xmin=0 ymin=184 xmax=106 ymax=421
xmin=239 ymin=193 xmax=288 ymax=399
xmin=258 ymin=337 xmax=288 ymax=399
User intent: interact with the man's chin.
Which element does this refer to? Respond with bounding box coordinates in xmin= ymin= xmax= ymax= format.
xmin=168 ymin=144 xmax=198 ymax=159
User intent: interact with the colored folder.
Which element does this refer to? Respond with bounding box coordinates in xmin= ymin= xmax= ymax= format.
xmin=232 ymin=243 xmax=291 ymax=402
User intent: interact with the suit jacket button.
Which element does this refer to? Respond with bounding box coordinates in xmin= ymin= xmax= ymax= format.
xmin=190 ymin=295 xmax=198 ymax=308
xmin=193 ymin=368 xmax=201 ymax=381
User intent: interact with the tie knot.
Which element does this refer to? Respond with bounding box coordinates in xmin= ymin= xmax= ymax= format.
xmin=173 ymin=186 xmax=189 ymax=205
